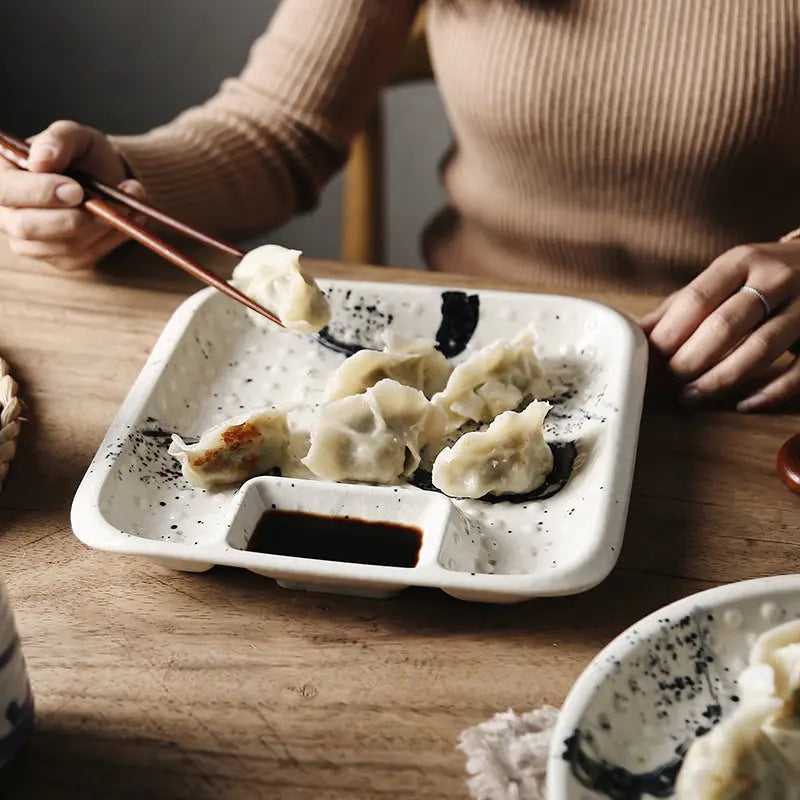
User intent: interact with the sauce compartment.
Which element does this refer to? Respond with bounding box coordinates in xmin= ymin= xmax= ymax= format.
xmin=222 ymin=476 xmax=464 ymax=597
xmin=245 ymin=511 xmax=423 ymax=568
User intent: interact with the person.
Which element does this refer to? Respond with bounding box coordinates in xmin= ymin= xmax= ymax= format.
xmin=2 ymin=0 xmax=800 ymax=411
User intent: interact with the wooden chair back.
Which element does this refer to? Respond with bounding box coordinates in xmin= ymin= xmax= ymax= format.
xmin=340 ymin=7 xmax=432 ymax=265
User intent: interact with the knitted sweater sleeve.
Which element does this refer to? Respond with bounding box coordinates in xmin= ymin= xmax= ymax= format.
xmin=111 ymin=0 xmax=417 ymax=237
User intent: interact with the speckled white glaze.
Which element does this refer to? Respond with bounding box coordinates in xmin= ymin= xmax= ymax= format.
xmin=70 ymin=279 xmax=647 ymax=603
xmin=548 ymin=574 xmax=800 ymax=799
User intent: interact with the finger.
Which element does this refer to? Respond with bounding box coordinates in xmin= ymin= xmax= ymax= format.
xmin=0 ymin=205 xmax=99 ymax=241
xmin=101 ymin=179 xmax=148 ymax=229
xmin=27 ymin=121 xmax=96 ymax=173
xmin=681 ymin=299 xmax=800 ymax=403
xmin=44 ymin=228 xmax=128 ymax=272
xmin=639 ymin=294 xmax=676 ymax=333
xmin=98 ymin=179 xmax=148 ymax=231
xmin=649 ymin=247 xmax=752 ymax=358
xmin=0 ymin=170 xmax=83 ymax=209
xmin=737 ymin=356 xmax=800 ymax=412
xmin=669 ymin=267 xmax=798 ymax=381
xmin=7 ymin=220 xmax=111 ymax=258
xmin=117 ymin=179 xmax=146 ymax=201
xmin=0 ymin=177 xmax=146 ymax=240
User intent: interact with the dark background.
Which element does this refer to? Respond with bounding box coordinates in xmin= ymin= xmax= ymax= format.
xmin=0 ymin=0 xmax=449 ymax=266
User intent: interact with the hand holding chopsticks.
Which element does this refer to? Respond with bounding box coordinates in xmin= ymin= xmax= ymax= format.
xmin=0 ymin=129 xmax=283 ymax=327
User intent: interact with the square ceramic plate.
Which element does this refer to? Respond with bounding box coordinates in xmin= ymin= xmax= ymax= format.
xmin=71 ymin=279 xmax=647 ymax=603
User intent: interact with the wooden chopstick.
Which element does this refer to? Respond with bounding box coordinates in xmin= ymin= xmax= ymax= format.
xmin=0 ymin=133 xmax=283 ymax=327
xmin=0 ymin=130 xmax=245 ymax=259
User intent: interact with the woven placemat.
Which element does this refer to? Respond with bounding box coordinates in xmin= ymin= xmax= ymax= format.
xmin=0 ymin=359 xmax=22 ymax=493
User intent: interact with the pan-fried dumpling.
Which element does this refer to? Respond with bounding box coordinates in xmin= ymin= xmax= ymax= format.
xmin=432 ymin=402 xmax=553 ymax=498
xmin=324 ymin=333 xmax=452 ymax=401
xmin=432 ymin=326 xmax=549 ymax=433
xmin=675 ymin=619 xmax=800 ymax=799
xmin=303 ymin=379 xmax=445 ymax=484
xmin=169 ymin=409 xmax=288 ymax=488
xmin=231 ymin=244 xmax=330 ymax=333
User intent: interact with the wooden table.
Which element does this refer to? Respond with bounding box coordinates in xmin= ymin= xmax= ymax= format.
xmin=1 ymin=239 xmax=798 ymax=799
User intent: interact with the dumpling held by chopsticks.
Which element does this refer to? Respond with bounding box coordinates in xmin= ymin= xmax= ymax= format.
xmin=231 ymin=244 xmax=330 ymax=334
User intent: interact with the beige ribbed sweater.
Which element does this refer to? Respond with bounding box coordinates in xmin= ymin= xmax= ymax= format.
xmin=113 ymin=0 xmax=800 ymax=292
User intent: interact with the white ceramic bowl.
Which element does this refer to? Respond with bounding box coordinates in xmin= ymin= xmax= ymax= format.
xmin=547 ymin=574 xmax=800 ymax=799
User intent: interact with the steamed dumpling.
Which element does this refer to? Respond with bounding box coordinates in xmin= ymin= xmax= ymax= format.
xmin=750 ymin=619 xmax=800 ymax=701
xmin=303 ymin=379 xmax=445 ymax=484
xmin=432 ymin=325 xmax=549 ymax=433
xmin=675 ymin=619 xmax=800 ymax=799
xmin=169 ymin=409 xmax=288 ymax=488
xmin=675 ymin=698 xmax=792 ymax=800
xmin=751 ymin=620 xmax=800 ymax=770
xmin=324 ymin=333 xmax=452 ymax=401
xmin=432 ymin=402 xmax=553 ymax=498
xmin=231 ymin=244 xmax=330 ymax=333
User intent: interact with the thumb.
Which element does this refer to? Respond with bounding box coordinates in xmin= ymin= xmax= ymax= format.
xmin=639 ymin=293 xmax=675 ymax=334
xmin=27 ymin=121 xmax=96 ymax=173
xmin=639 ymin=308 xmax=663 ymax=334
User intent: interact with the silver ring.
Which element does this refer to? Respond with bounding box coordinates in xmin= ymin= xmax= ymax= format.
xmin=739 ymin=285 xmax=772 ymax=318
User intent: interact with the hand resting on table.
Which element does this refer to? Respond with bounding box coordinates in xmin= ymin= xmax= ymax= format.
xmin=642 ymin=241 xmax=800 ymax=412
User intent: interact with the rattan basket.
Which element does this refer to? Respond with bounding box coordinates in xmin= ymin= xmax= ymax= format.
xmin=0 ymin=359 xmax=21 ymax=492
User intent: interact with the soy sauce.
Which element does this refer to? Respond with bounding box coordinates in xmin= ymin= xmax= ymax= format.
xmin=245 ymin=510 xmax=423 ymax=568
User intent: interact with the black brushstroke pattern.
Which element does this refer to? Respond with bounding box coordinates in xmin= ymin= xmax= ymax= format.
xmin=141 ymin=428 xmax=198 ymax=445
xmin=315 ymin=290 xmax=480 ymax=358
xmin=409 ymin=441 xmax=577 ymax=503
xmin=562 ymin=731 xmax=684 ymax=800
xmin=435 ymin=291 xmax=480 ymax=357
xmin=314 ymin=327 xmax=364 ymax=357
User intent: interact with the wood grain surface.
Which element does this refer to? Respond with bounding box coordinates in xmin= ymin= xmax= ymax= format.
xmin=1 ymin=238 xmax=798 ymax=799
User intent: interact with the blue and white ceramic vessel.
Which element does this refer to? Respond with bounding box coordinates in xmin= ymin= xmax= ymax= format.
xmin=0 ymin=580 xmax=33 ymax=768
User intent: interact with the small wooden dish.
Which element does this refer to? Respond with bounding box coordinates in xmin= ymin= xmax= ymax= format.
xmin=777 ymin=433 xmax=800 ymax=494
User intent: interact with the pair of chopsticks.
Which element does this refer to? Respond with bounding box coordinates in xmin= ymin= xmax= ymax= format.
xmin=0 ymin=129 xmax=282 ymax=326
